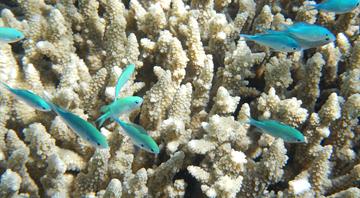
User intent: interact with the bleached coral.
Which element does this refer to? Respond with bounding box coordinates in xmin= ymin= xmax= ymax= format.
xmin=0 ymin=0 xmax=359 ymax=197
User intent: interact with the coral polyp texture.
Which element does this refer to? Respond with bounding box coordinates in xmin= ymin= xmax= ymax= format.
xmin=0 ymin=0 xmax=359 ymax=197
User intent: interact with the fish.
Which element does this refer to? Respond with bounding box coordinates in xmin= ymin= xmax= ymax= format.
xmin=0 ymin=27 xmax=25 ymax=43
xmin=96 ymin=63 xmax=142 ymax=127
xmin=247 ymin=118 xmax=306 ymax=143
xmin=240 ymin=33 xmax=302 ymax=52
xmin=267 ymin=22 xmax=336 ymax=49
xmin=43 ymin=92 xmax=109 ymax=149
xmin=307 ymin=0 xmax=360 ymax=14
xmin=96 ymin=96 xmax=143 ymax=127
xmin=115 ymin=64 xmax=135 ymax=100
xmin=0 ymin=81 xmax=51 ymax=111
xmin=114 ymin=118 xmax=159 ymax=154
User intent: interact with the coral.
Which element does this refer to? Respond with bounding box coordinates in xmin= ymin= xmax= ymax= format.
xmin=103 ymin=178 xmax=122 ymax=198
xmin=0 ymin=169 xmax=22 ymax=197
xmin=40 ymin=154 xmax=73 ymax=197
xmin=0 ymin=0 xmax=359 ymax=197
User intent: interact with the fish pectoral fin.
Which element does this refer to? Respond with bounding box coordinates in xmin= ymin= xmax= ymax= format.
xmin=133 ymin=145 xmax=140 ymax=154
xmin=100 ymin=104 xmax=109 ymax=113
xmin=96 ymin=112 xmax=111 ymax=127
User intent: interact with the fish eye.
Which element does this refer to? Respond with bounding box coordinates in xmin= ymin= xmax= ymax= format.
xmin=325 ymin=37 xmax=330 ymax=41
xmin=135 ymin=101 xmax=139 ymax=104
xmin=150 ymin=148 xmax=154 ymax=152
xmin=97 ymin=142 xmax=101 ymax=146
xmin=141 ymin=144 xmax=144 ymax=147
xmin=293 ymin=47 xmax=297 ymax=50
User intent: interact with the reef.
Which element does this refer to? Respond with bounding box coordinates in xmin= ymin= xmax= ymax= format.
xmin=0 ymin=0 xmax=359 ymax=197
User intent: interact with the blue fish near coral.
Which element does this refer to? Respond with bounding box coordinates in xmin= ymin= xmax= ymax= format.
xmin=247 ymin=118 xmax=306 ymax=143
xmin=0 ymin=27 xmax=24 ymax=43
xmin=267 ymin=22 xmax=336 ymax=49
xmin=0 ymin=81 xmax=51 ymax=111
xmin=96 ymin=96 xmax=143 ymax=127
xmin=114 ymin=118 xmax=159 ymax=154
xmin=307 ymin=0 xmax=360 ymax=14
xmin=240 ymin=33 xmax=302 ymax=52
xmin=44 ymin=92 xmax=109 ymax=149
xmin=115 ymin=63 xmax=135 ymax=100
xmin=96 ymin=63 xmax=143 ymax=127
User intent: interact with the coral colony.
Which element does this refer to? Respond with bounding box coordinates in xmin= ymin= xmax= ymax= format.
xmin=0 ymin=0 xmax=359 ymax=197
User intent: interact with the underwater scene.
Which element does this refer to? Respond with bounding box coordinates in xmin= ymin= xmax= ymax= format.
xmin=0 ymin=0 xmax=359 ymax=197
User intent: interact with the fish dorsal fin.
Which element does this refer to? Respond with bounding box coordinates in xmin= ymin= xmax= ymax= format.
xmin=42 ymin=91 xmax=62 ymax=113
xmin=264 ymin=29 xmax=282 ymax=34
xmin=115 ymin=118 xmax=149 ymax=135
xmin=264 ymin=119 xmax=290 ymax=127
xmin=23 ymin=89 xmax=36 ymax=95
xmin=278 ymin=24 xmax=290 ymax=31
xmin=115 ymin=64 xmax=135 ymax=100
xmin=131 ymin=123 xmax=149 ymax=135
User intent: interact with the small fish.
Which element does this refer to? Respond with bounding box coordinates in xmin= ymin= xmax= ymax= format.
xmin=247 ymin=118 xmax=305 ymax=143
xmin=97 ymin=64 xmax=141 ymax=127
xmin=0 ymin=27 xmax=24 ymax=43
xmin=268 ymin=22 xmax=336 ymax=49
xmin=114 ymin=118 xmax=159 ymax=154
xmin=307 ymin=0 xmax=360 ymax=14
xmin=96 ymin=96 xmax=143 ymax=127
xmin=240 ymin=33 xmax=302 ymax=52
xmin=0 ymin=81 xmax=51 ymax=111
xmin=115 ymin=64 xmax=135 ymax=100
xmin=44 ymin=92 xmax=109 ymax=148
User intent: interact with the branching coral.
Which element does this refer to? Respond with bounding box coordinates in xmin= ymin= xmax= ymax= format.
xmin=0 ymin=0 xmax=359 ymax=197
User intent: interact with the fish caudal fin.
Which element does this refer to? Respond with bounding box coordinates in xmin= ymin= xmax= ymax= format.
xmin=248 ymin=117 xmax=258 ymax=125
xmin=96 ymin=111 xmax=111 ymax=127
xmin=239 ymin=34 xmax=254 ymax=40
xmin=0 ymin=80 xmax=11 ymax=91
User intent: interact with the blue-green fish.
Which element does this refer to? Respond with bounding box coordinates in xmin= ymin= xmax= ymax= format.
xmin=240 ymin=33 xmax=302 ymax=52
xmin=114 ymin=118 xmax=159 ymax=154
xmin=44 ymin=92 xmax=109 ymax=148
xmin=247 ymin=118 xmax=305 ymax=143
xmin=115 ymin=64 xmax=135 ymax=100
xmin=97 ymin=63 xmax=141 ymax=127
xmin=268 ymin=22 xmax=336 ymax=49
xmin=0 ymin=81 xmax=51 ymax=111
xmin=307 ymin=0 xmax=360 ymax=14
xmin=96 ymin=96 xmax=143 ymax=127
xmin=0 ymin=27 xmax=24 ymax=43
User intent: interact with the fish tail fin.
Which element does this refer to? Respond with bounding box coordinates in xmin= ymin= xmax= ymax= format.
xmin=96 ymin=111 xmax=111 ymax=127
xmin=248 ymin=117 xmax=257 ymax=125
xmin=238 ymin=113 xmax=254 ymax=125
xmin=0 ymin=80 xmax=11 ymax=91
xmin=239 ymin=34 xmax=254 ymax=40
